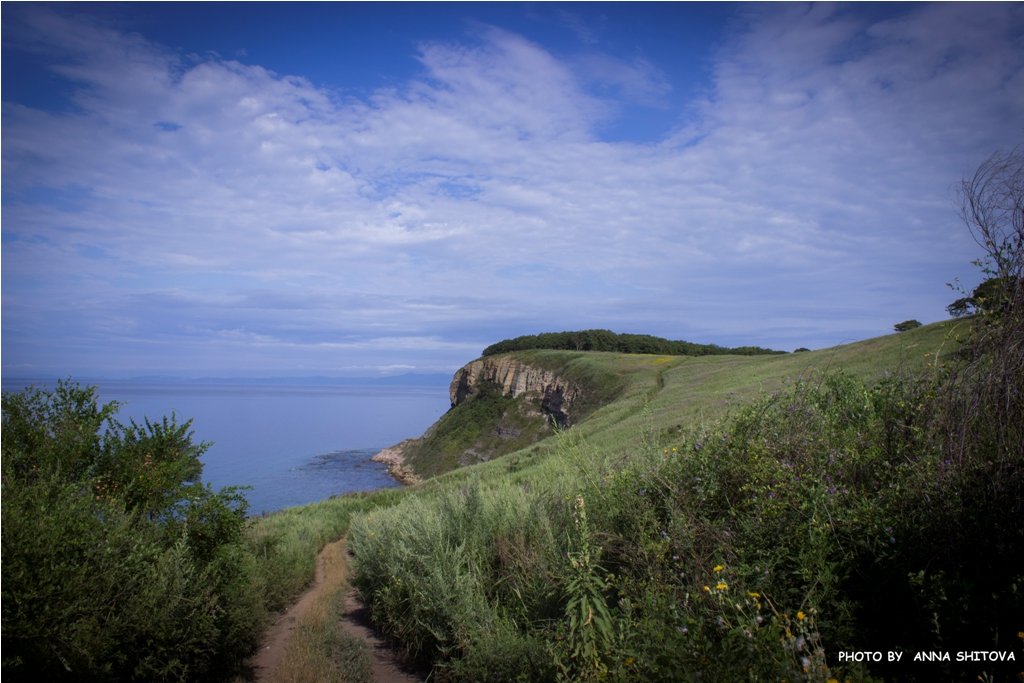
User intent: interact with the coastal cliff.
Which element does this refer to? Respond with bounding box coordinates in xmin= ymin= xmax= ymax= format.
xmin=449 ymin=356 xmax=582 ymax=427
xmin=374 ymin=353 xmax=594 ymax=480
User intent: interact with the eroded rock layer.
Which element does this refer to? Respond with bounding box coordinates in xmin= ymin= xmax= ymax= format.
xmin=449 ymin=356 xmax=580 ymax=426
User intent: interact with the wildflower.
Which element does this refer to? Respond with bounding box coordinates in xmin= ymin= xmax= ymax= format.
xmin=624 ymin=656 xmax=635 ymax=666
xmin=796 ymin=610 xmax=806 ymax=621
xmin=703 ymin=585 xmax=711 ymax=593
xmin=801 ymin=656 xmax=811 ymax=672
xmin=713 ymin=564 xmax=725 ymax=573
xmin=747 ymin=591 xmax=760 ymax=599
xmin=716 ymin=581 xmax=728 ymax=591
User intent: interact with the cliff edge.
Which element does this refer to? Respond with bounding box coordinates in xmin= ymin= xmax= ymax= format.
xmin=375 ymin=353 xmax=600 ymax=481
xmin=449 ymin=356 xmax=582 ymax=427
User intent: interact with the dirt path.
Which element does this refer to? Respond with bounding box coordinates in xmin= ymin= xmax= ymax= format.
xmin=339 ymin=585 xmax=424 ymax=683
xmin=247 ymin=538 xmax=422 ymax=683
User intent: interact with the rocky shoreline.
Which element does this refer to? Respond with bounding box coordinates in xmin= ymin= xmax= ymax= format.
xmin=371 ymin=440 xmax=422 ymax=486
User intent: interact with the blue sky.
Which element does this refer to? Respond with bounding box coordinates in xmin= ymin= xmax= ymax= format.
xmin=3 ymin=2 xmax=1022 ymax=379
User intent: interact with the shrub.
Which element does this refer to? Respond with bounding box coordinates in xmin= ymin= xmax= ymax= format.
xmin=893 ymin=319 xmax=922 ymax=332
xmin=1 ymin=382 xmax=263 ymax=681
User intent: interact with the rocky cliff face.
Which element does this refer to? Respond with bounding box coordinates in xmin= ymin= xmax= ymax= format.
xmin=376 ymin=356 xmax=587 ymax=483
xmin=449 ymin=356 xmax=581 ymax=427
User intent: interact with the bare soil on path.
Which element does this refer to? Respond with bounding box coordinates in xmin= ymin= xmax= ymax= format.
xmin=246 ymin=538 xmax=422 ymax=683
xmin=339 ymin=584 xmax=425 ymax=683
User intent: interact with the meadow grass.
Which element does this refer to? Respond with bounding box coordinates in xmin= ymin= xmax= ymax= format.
xmin=254 ymin=318 xmax=1022 ymax=681
xmin=406 ymin=321 xmax=959 ymax=493
xmin=247 ymin=487 xmax=405 ymax=612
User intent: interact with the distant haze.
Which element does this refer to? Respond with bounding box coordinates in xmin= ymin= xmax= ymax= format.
xmin=3 ymin=3 xmax=1021 ymax=379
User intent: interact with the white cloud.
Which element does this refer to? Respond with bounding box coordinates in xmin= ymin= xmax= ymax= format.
xmin=3 ymin=4 xmax=1022 ymax=377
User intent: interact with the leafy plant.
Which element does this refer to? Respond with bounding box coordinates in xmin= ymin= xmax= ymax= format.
xmin=1 ymin=381 xmax=263 ymax=681
xmin=552 ymin=495 xmax=615 ymax=682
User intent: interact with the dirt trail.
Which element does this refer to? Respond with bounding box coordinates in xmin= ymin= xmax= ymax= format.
xmin=339 ymin=584 xmax=424 ymax=683
xmin=248 ymin=538 xmax=422 ymax=683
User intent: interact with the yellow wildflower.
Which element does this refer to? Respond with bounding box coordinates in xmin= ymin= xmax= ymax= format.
xmin=716 ymin=581 xmax=728 ymax=591
xmin=748 ymin=591 xmax=761 ymax=599
xmin=713 ymin=564 xmax=725 ymax=573
xmin=796 ymin=611 xmax=806 ymax=621
xmin=703 ymin=585 xmax=711 ymax=593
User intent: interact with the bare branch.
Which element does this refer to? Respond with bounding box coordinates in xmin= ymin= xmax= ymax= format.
xmin=958 ymin=145 xmax=1024 ymax=282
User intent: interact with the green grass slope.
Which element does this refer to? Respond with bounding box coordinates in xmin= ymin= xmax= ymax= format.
xmin=255 ymin=317 xmax=1022 ymax=682
xmin=254 ymin=323 xmax=959 ymax=606
xmin=416 ymin=319 xmax=960 ymax=488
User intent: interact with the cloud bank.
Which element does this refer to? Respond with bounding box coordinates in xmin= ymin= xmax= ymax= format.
xmin=3 ymin=4 xmax=1022 ymax=377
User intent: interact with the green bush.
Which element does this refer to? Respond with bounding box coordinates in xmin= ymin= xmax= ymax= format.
xmin=598 ymin=361 xmax=1021 ymax=680
xmin=893 ymin=319 xmax=922 ymax=332
xmin=1 ymin=382 xmax=264 ymax=681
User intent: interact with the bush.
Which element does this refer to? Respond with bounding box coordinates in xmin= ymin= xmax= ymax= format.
xmin=1 ymin=382 xmax=264 ymax=681
xmin=893 ymin=319 xmax=922 ymax=332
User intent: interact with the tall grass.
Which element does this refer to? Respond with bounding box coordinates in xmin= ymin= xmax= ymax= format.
xmin=346 ymin=315 xmax=1023 ymax=681
xmin=349 ymin=478 xmax=565 ymax=680
xmin=247 ymin=488 xmax=405 ymax=613
xmin=243 ymin=318 xmax=998 ymax=682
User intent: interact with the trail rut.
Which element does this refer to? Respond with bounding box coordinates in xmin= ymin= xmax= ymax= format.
xmin=247 ymin=538 xmax=422 ymax=683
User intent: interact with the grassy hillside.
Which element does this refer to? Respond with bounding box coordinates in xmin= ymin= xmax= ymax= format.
xmin=248 ymin=316 xmax=1021 ymax=682
xmin=411 ymin=320 xmax=960 ymax=488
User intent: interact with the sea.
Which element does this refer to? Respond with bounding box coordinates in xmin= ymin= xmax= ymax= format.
xmin=1 ymin=377 xmax=453 ymax=515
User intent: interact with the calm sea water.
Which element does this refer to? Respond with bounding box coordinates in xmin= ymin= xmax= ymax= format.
xmin=2 ymin=379 xmax=452 ymax=514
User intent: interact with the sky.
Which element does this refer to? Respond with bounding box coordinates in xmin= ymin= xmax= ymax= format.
xmin=2 ymin=2 xmax=1023 ymax=380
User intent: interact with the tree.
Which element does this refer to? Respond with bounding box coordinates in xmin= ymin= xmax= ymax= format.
xmin=893 ymin=319 xmax=921 ymax=332
xmin=946 ymin=296 xmax=973 ymax=318
xmin=958 ymin=145 xmax=1024 ymax=318
xmin=947 ymin=275 xmax=1020 ymax=318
